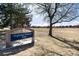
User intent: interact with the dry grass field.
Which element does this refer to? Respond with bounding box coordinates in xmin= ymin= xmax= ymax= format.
xmin=12 ymin=28 xmax=79 ymax=56
xmin=0 ymin=28 xmax=79 ymax=56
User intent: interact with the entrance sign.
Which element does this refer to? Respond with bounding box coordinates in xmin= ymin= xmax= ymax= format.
xmin=11 ymin=32 xmax=33 ymax=41
xmin=0 ymin=28 xmax=34 ymax=49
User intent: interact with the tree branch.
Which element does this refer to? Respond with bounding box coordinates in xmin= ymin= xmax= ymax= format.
xmin=52 ymin=15 xmax=79 ymax=25
xmin=58 ymin=15 xmax=79 ymax=23
xmin=52 ymin=4 xmax=74 ymax=25
xmin=50 ymin=3 xmax=58 ymax=19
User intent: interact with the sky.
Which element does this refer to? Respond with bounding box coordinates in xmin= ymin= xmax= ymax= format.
xmin=30 ymin=4 xmax=79 ymax=26
xmin=30 ymin=14 xmax=79 ymax=26
xmin=30 ymin=11 xmax=79 ymax=26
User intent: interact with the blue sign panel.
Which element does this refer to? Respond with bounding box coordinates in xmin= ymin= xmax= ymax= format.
xmin=11 ymin=32 xmax=33 ymax=41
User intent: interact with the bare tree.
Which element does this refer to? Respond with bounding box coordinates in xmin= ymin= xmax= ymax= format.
xmin=34 ymin=3 xmax=79 ymax=36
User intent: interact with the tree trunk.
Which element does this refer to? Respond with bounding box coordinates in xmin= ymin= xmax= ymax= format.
xmin=6 ymin=14 xmax=12 ymax=47
xmin=10 ymin=14 xmax=13 ymax=29
xmin=49 ymin=18 xmax=52 ymax=36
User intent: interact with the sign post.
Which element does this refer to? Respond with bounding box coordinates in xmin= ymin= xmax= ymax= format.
xmin=5 ymin=30 xmax=11 ymax=48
